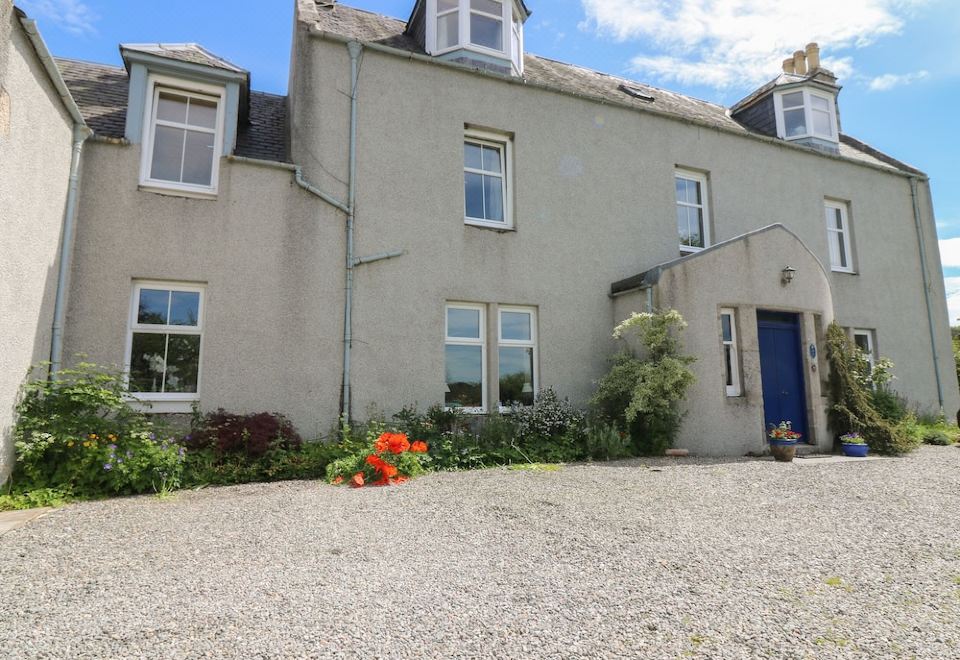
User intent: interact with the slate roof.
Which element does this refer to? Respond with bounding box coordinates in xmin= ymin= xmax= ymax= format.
xmin=120 ymin=43 xmax=247 ymax=73
xmin=303 ymin=2 xmax=920 ymax=176
xmin=54 ymin=57 xmax=288 ymax=163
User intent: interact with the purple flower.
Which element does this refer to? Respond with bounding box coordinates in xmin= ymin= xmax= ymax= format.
xmin=108 ymin=443 xmax=117 ymax=450
xmin=185 ymin=434 xmax=192 ymax=441
xmin=103 ymin=463 xmax=112 ymax=471
xmin=149 ymin=433 xmax=156 ymax=440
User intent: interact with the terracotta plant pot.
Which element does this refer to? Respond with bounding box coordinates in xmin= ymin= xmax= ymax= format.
xmin=769 ymin=439 xmax=798 ymax=462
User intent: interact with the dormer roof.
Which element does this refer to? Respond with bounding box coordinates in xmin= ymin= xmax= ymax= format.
xmin=120 ymin=43 xmax=247 ymax=74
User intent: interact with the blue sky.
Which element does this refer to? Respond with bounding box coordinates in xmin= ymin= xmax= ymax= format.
xmin=22 ymin=0 xmax=960 ymax=320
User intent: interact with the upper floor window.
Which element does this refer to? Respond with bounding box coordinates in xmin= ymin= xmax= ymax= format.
xmin=140 ymin=76 xmax=224 ymax=195
xmin=427 ymin=0 xmax=525 ymax=74
xmin=676 ymin=169 xmax=710 ymax=253
xmin=774 ymin=88 xmax=837 ymax=142
xmin=825 ymin=200 xmax=854 ymax=273
xmin=464 ymin=129 xmax=512 ymax=229
xmin=126 ymin=281 xmax=204 ymax=412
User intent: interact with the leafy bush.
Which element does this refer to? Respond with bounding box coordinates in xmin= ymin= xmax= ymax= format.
xmin=584 ymin=423 xmax=633 ymax=461
xmin=185 ymin=409 xmax=302 ymax=458
xmin=826 ymin=323 xmax=918 ymax=455
xmin=591 ymin=310 xmax=696 ymax=455
xmin=870 ymin=387 xmax=909 ymax=423
xmin=923 ymin=431 xmax=953 ymax=446
xmin=326 ymin=430 xmax=430 ymax=487
xmin=181 ymin=440 xmax=336 ymax=486
xmin=0 ymin=487 xmax=71 ymax=511
xmin=179 ymin=410 xmax=338 ymax=486
xmin=12 ymin=362 xmax=184 ymax=496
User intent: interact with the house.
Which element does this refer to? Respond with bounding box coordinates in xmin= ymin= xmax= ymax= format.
xmin=2 ymin=0 xmax=956 ymax=479
xmin=0 ymin=3 xmax=90 ymax=481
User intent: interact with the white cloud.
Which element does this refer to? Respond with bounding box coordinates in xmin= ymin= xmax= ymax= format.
xmin=20 ymin=0 xmax=99 ymax=36
xmin=944 ymin=276 xmax=960 ymax=325
xmin=940 ymin=238 xmax=960 ymax=268
xmin=867 ymin=70 xmax=929 ymax=91
xmin=580 ymin=0 xmax=929 ymax=89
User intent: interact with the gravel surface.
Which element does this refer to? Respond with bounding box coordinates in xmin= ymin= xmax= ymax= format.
xmin=2 ymin=446 xmax=960 ymax=659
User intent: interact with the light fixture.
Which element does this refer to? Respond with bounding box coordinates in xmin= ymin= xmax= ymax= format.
xmin=781 ymin=265 xmax=797 ymax=286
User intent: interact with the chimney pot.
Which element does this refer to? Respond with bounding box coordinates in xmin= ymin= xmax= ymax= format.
xmin=782 ymin=57 xmax=796 ymax=74
xmin=793 ymin=50 xmax=807 ymax=75
xmin=805 ymin=42 xmax=821 ymax=71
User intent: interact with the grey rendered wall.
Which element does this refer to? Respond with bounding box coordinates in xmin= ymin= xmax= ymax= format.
xmin=0 ymin=5 xmax=74 ymax=483
xmin=288 ymin=36 xmax=958 ymax=427
xmin=62 ymin=145 xmax=346 ymax=438
xmin=613 ymin=227 xmax=835 ymax=456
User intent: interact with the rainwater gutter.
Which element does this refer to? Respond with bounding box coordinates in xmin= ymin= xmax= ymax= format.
xmin=909 ymin=176 xmax=945 ymax=412
xmin=18 ymin=11 xmax=94 ymax=377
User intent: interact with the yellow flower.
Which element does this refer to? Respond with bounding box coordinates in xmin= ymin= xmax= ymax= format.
xmin=82 ymin=441 xmax=91 ymax=448
xmin=108 ymin=434 xmax=116 ymax=441
xmin=67 ymin=441 xmax=74 ymax=447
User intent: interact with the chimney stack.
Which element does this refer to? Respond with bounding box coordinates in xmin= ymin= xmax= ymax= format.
xmin=782 ymin=58 xmax=796 ymax=74
xmin=793 ymin=50 xmax=807 ymax=75
xmin=805 ymin=42 xmax=821 ymax=71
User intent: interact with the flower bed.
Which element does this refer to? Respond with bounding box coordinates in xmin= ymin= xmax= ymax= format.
xmin=327 ymin=432 xmax=430 ymax=487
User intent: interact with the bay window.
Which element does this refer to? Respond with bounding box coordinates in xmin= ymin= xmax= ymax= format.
xmin=774 ymin=88 xmax=838 ymax=143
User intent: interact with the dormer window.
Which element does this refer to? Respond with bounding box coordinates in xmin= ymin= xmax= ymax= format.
xmin=773 ymin=88 xmax=838 ymax=143
xmin=425 ymin=0 xmax=528 ymax=76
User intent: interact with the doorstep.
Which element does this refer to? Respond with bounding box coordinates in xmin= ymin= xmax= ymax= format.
xmin=0 ymin=507 xmax=55 ymax=536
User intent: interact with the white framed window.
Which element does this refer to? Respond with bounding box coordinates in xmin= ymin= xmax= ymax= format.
xmin=140 ymin=75 xmax=225 ymax=196
xmin=774 ymin=88 xmax=838 ymax=142
xmin=853 ymin=329 xmax=876 ymax=373
xmin=125 ymin=281 xmax=204 ymax=412
xmin=676 ymin=169 xmax=710 ymax=252
xmin=436 ymin=0 xmax=460 ymax=50
xmin=720 ymin=308 xmax=741 ymax=397
xmin=445 ymin=303 xmax=487 ymax=412
xmin=498 ymin=307 xmax=537 ymax=408
xmin=464 ymin=130 xmax=512 ymax=229
xmin=825 ymin=200 xmax=854 ymax=273
xmin=426 ymin=0 xmax=522 ymax=66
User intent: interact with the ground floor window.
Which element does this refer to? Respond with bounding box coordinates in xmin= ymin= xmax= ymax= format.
xmin=853 ymin=328 xmax=876 ymax=373
xmin=720 ymin=307 xmax=741 ymax=396
xmin=445 ymin=302 xmax=539 ymax=412
xmin=445 ymin=303 xmax=486 ymax=412
xmin=498 ymin=307 xmax=537 ymax=408
xmin=126 ymin=281 xmax=204 ymax=407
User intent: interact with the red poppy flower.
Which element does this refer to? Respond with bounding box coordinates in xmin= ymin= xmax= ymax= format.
xmin=380 ymin=463 xmax=398 ymax=479
xmin=366 ymin=454 xmax=386 ymax=471
xmin=387 ymin=433 xmax=410 ymax=454
xmin=350 ymin=472 xmax=365 ymax=488
xmin=374 ymin=433 xmax=390 ymax=454
xmin=332 ymin=475 xmax=344 ymax=485
xmin=391 ymin=476 xmax=409 ymax=485
xmin=411 ymin=440 xmax=428 ymax=453
xmin=372 ymin=477 xmax=391 ymax=487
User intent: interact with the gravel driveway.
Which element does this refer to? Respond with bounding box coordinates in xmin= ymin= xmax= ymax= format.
xmin=3 ymin=446 xmax=959 ymax=658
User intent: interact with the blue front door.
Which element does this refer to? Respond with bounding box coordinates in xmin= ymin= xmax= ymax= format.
xmin=757 ymin=311 xmax=808 ymax=442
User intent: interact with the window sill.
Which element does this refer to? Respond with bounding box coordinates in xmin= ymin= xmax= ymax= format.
xmin=680 ymin=245 xmax=706 ymax=255
xmin=831 ymin=268 xmax=857 ymax=275
xmin=465 ymin=219 xmax=515 ymax=233
xmin=128 ymin=397 xmax=198 ymax=414
xmin=139 ymin=183 xmax=218 ymax=200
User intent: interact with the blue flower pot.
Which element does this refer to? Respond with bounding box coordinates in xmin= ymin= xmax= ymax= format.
xmin=841 ymin=443 xmax=869 ymax=457
xmin=768 ymin=439 xmax=798 ymax=462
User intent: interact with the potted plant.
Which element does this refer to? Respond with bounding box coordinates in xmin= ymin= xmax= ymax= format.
xmin=839 ymin=431 xmax=869 ymax=457
xmin=768 ymin=421 xmax=802 ymax=462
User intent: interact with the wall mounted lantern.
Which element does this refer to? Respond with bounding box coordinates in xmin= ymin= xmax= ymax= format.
xmin=781 ymin=265 xmax=797 ymax=286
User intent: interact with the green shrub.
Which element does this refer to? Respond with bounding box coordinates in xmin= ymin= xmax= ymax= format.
xmin=826 ymin=324 xmax=919 ymax=455
xmin=11 ymin=362 xmax=184 ymax=496
xmin=180 ymin=410 xmax=336 ymax=486
xmin=591 ymin=309 xmax=696 ymax=455
xmin=870 ymin=387 xmax=909 ymax=423
xmin=0 ymin=487 xmax=71 ymax=511
xmin=923 ymin=431 xmax=952 ymax=446
xmin=585 ymin=423 xmax=634 ymax=461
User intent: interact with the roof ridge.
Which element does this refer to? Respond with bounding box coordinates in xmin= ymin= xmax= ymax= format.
xmin=53 ymin=55 xmax=125 ymax=71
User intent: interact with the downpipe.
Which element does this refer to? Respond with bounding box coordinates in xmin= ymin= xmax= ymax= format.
xmin=341 ymin=40 xmax=363 ymax=422
xmin=50 ymin=123 xmax=92 ymax=376
xmin=909 ymin=176 xmax=945 ymax=413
